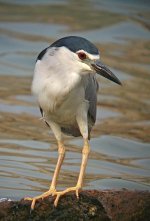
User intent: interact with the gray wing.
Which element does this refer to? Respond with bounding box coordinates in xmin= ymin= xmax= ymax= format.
xmin=39 ymin=106 xmax=82 ymax=137
xmin=84 ymin=74 xmax=99 ymax=130
xmin=61 ymin=75 xmax=98 ymax=139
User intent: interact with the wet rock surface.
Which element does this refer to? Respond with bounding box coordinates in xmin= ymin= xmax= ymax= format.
xmin=0 ymin=190 xmax=149 ymax=221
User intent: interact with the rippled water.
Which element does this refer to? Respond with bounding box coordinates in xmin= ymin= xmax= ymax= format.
xmin=70 ymin=21 xmax=150 ymax=44
xmin=1 ymin=136 xmax=150 ymax=200
xmin=0 ymin=0 xmax=150 ymax=201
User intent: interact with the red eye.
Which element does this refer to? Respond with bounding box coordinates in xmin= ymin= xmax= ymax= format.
xmin=77 ymin=52 xmax=87 ymax=60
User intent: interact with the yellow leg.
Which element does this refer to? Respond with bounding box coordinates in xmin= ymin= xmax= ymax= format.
xmin=53 ymin=139 xmax=90 ymax=207
xmin=24 ymin=141 xmax=65 ymax=210
xmin=50 ymin=141 xmax=65 ymax=189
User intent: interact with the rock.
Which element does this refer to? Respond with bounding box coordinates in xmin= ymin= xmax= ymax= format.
xmin=0 ymin=190 xmax=149 ymax=221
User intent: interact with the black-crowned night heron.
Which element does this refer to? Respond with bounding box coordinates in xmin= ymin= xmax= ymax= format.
xmin=25 ymin=36 xmax=121 ymax=209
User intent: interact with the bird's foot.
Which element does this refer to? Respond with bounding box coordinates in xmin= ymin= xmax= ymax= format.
xmin=53 ymin=185 xmax=81 ymax=207
xmin=24 ymin=188 xmax=56 ymax=210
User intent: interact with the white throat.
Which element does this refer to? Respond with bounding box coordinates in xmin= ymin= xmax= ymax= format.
xmin=32 ymin=47 xmax=82 ymax=111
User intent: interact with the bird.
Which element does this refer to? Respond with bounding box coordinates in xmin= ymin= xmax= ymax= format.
xmin=25 ymin=36 xmax=121 ymax=209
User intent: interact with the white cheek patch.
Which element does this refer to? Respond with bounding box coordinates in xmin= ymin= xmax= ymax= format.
xmin=76 ymin=49 xmax=100 ymax=61
xmin=88 ymin=53 xmax=100 ymax=60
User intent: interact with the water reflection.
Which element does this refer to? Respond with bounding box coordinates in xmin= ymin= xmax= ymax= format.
xmin=0 ymin=103 xmax=40 ymax=116
xmin=1 ymin=0 xmax=67 ymax=5
xmin=0 ymin=22 xmax=68 ymax=39
xmin=88 ymin=179 xmax=150 ymax=191
xmin=70 ymin=21 xmax=150 ymax=44
xmin=92 ymin=0 xmax=150 ymax=15
xmin=0 ymin=136 xmax=150 ymax=200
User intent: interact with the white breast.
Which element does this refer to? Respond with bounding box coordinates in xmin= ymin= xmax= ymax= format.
xmin=31 ymin=46 xmax=92 ymax=126
xmin=32 ymin=59 xmax=86 ymax=125
xmin=48 ymin=85 xmax=86 ymax=125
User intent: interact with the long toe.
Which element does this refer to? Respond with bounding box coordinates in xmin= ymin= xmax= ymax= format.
xmin=53 ymin=185 xmax=81 ymax=207
xmin=24 ymin=188 xmax=56 ymax=210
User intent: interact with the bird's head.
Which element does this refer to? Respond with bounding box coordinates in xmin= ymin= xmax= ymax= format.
xmin=37 ymin=36 xmax=121 ymax=85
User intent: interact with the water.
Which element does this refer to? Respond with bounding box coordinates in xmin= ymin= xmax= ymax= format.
xmin=1 ymin=136 xmax=150 ymax=200
xmin=0 ymin=0 xmax=67 ymax=5
xmin=70 ymin=21 xmax=150 ymax=44
xmin=0 ymin=22 xmax=68 ymax=39
xmin=0 ymin=0 xmax=150 ymax=201
xmin=92 ymin=0 xmax=150 ymax=15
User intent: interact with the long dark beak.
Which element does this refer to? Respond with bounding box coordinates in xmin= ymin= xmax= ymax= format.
xmin=92 ymin=61 xmax=122 ymax=85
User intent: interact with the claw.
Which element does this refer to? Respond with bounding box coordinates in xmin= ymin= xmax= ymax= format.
xmin=25 ymin=186 xmax=81 ymax=209
xmin=76 ymin=189 xmax=79 ymax=199
xmin=24 ymin=188 xmax=56 ymax=210
xmin=54 ymin=194 xmax=60 ymax=207
xmin=31 ymin=199 xmax=36 ymax=210
xmin=53 ymin=186 xmax=81 ymax=207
